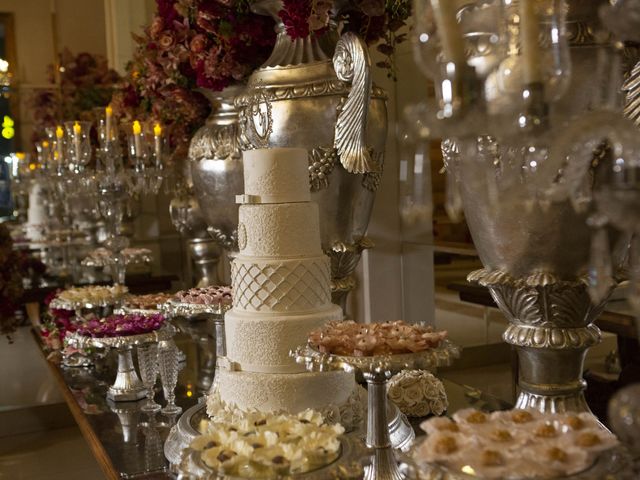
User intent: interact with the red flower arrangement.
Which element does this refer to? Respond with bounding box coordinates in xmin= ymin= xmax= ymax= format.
xmin=113 ymin=0 xmax=410 ymax=152
xmin=40 ymin=290 xmax=78 ymax=351
xmin=77 ymin=313 xmax=166 ymax=338
xmin=30 ymin=49 xmax=122 ymax=142
xmin=279 ymin=0 xmax=411 ymax=77
xmin=111 ymin=0 xmax=276 ymax=153
xmin=0 ymin=224 xmax=24 ymax=340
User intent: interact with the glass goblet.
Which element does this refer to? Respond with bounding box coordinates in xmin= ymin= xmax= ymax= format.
xmin=137 ymin=342 xmax=161 ymax=413
xmin=158 ymin=339 xmax=182 ymax=415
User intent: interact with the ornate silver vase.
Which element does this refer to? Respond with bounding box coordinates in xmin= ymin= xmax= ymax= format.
xmin=458 ymin=0 xmax=633 ymax=413
xmin=189 ymin=86 xmax=244 ymax=254
xmin=169 ymin=192 xmax=220 ymax=287
xmin=236 ymin=0 xmax=388 ymax=307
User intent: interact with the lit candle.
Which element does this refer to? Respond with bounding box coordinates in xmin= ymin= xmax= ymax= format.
xmin=520 ymin=0 xmax=543 ymax=84
xmin=73 ymin=121 xmax=82 ymax=165
xmin=432 ymin=0 xmax=466 ymax=65
xmin=55 ymin=125 xmax=64 ymax=163
xmin=105 ymin=105 xmax=113 ymax=142
xmin=153 ymin=123 xmax=162 ymax=165
xmin=132 ymin=120 xmax=142 ymax=157
xmin=41 ymin=140 xmax=49 ymax=167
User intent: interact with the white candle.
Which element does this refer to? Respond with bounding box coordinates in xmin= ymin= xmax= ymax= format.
xmin=153 ymin=123 xmax=162 ymax=165
xmin=55 ymin=125 xmax=64 ymax=165
xmin=132 ymin=120 xmax=142 ymax=157
xmin=73 ymin=121 xmax=81 ymax=165
xmin=520 ymin=0 xmax=543 ymax=84
xmin=105 ymin=105 xmax=113 ymax=143
xmin=432 ymin=0 xmax=466 ymax=65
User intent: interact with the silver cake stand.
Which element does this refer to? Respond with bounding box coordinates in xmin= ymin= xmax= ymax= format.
xmin=49 ymin=293 xmax=127 ymax=320
xmin=176 ymin=433 xmax=368 ymax=480
xmin=164 ymin=397 xmax=415 ymax=468
xmin=292 ymin=341 xmax=461 ymax=480
xmin=160 ymin=300 xmax=231 ymax=319
xmin=161 ymin=301 xmax=231 ymax=392
xmin=66 ymin=326 xmax=175 ymax=402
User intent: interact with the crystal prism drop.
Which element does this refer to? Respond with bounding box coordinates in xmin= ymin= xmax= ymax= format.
xmin=588 ymin=226 xmax=615 ymax=304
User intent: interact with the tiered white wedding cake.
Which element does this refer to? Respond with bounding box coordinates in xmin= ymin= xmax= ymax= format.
xmin=210 ymin=147 xmax=359 ymax=423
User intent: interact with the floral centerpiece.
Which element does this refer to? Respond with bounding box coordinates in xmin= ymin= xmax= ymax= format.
xmin=111 ymin=0 xmax=276 ymax=154
xmin=0 ymin=224 xmax=24 ymax=340
xmin=40 ymin=290 xmax=78 ymax=351
xmin=77 ymin=313 xmax=166 ymax=338
xmin=112 ymin=0 xmax=411 ymax=152
xmin=30 ymin=48 xmax=122 ymax=142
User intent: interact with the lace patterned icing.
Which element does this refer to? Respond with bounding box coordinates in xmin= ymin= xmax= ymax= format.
xmin=225 ymin=305 xmax=343 ymax=373
xmin=237 ymin=203 xmax=322 ymax=257
xmin=242 ymin=148 xmax=310 ymax=204
xmin=231 ymin=256 xmax=331 ymax=313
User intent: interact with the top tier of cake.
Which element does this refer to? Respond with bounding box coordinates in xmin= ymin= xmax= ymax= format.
xmin=239 ymin=148 xmax=310 ymax=205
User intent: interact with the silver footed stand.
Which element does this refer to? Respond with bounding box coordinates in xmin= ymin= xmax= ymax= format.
xmin=292 ymin=340 xmax=460 ymax=480
xmin=66 ymin=326 xmax=175 ymax=403
xmin=109 ymin=345 xmax=146 ymax=401
xmin=364 ymin=369 xmax=403 ymax=480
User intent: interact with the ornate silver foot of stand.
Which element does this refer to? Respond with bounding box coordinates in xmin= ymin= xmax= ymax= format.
xmin=292 ymin=341 xmax=460 ymax=480
xmin=364 ymin=370 xmax=405 ymax=480
xmin=108 ymin=345 xmax=147 ymax=402
xmin=469 ymin=269 xmax=606 ymax=413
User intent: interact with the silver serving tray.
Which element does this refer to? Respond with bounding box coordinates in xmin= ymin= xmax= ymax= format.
xmin=161 ymin=300 xmax=231 ymax=318
xmin=164 ymin=399 xmax=416 ymax=467
xmin=411 ymin=446 xmax=633 ymax=480
xmin=66 ymin=325 xmax=175 ymax=349
xmin=177 ymin=434 xmax=367 ymax=480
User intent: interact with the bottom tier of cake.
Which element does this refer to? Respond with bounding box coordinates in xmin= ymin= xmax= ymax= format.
xmin=209 ymin=368 xmax=362 ymax=430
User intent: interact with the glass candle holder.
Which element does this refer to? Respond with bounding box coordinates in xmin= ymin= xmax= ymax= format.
xmin=137 ymin=342 xmax=161 ymax=413
xmin=412 ymin=0 xmax=504 ymax=124
xmin=64 ymin=121 xmax=92 ymax=170
xmin=485 ymin=0 xmax=571 ymax=135
xmin=158 ymin=339 xmax=182 ymax=415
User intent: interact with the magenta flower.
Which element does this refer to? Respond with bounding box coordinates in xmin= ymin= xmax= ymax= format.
xmin=77 ymin=313 xmax=166 ymax=338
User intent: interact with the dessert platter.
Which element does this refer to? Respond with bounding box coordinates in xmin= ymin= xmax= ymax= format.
xmin=66 ymin=312 xmax=174 ymax=402
xmin=120 ymin=292 xmax=174 ymax=314
xmin=293 ymin=320 xmax=460 ymax=480
xmin=162 ymin=286 xmax=233 ymax=318
xmin=178 ymin=408 xmax=367 ymax=480
xmin=82 ymin=246 xmax=153 ymax=267
xmin=410 ymin=409 xmax=631 ymax=480
xmin=49 ymin=285 xmax=129 ymax=311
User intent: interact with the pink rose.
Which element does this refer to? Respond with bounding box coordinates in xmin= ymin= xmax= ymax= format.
xmin=150 ymin=17 xmax=164 ymax=40
xmin=190 ymin=34 xmax=207 ymax=54
xmin=159 ymin=32 xmax=176 ymax=50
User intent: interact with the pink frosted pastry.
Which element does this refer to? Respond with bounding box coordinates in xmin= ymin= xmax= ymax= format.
xmin=308 ymin=320 xmax=448 ymax=356
xmin=173 ymin=286 xmax=232 ymax=306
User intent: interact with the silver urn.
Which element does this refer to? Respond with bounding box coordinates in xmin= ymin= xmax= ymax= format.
xmin=234 ymin=0 xmax=388 ymax=308
xmin=457 ymin=0 xmax=634 ymax=412
xmin=170 ymin=153 xmax=222 ymax=287
xmin=189 ymin=86 xmax=244 ymax=255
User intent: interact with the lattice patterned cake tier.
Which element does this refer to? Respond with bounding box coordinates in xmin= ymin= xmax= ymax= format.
xmin=231 ymin=256 xmax=331 ymax=312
